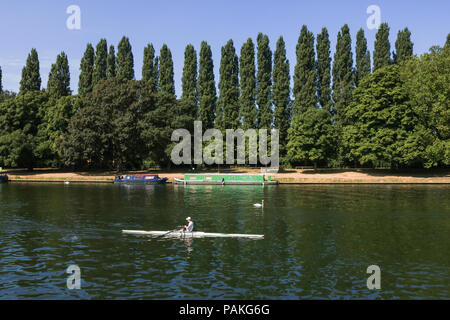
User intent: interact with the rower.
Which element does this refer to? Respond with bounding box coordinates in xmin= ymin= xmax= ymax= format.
xmin=179 ymin=217 xmax=194 ymax=232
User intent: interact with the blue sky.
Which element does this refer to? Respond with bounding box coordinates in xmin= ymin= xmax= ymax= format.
xmin=1 ymin=0 xmax=449 ymax=95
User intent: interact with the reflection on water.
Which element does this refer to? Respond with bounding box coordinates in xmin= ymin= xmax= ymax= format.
xmin=0 ymin=183 xmax=449 ymax=299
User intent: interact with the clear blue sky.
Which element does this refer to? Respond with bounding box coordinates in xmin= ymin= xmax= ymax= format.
xmin=1 ymin=0 xmax=449 ymax=95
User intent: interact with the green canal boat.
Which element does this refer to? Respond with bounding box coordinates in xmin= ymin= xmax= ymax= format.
xmin=174 ymin=174 xmax=278 ymax=185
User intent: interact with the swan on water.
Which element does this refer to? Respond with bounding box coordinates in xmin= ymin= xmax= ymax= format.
xmin=253 ymin=200 xmax=264 ymax=208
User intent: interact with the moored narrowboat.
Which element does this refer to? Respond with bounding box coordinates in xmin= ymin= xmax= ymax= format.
xmin=114 ymin=174 xmax=168 ymax=184
xmin=174 ymin=174 xmax=278 ymax=185
xmin=0 ymin=174 xmax=8 ymax=183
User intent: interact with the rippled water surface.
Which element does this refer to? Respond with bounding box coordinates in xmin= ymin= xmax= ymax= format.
xmin=0 ymin=183 xmax=449 ymax=299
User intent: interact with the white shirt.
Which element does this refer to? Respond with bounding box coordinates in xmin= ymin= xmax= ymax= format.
xmin=186 ymin=221 xmax=194 ymax=232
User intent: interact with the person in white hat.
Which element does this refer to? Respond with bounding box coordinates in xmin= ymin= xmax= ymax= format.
xmin=179 ymin=217 xmax=194 ymax=232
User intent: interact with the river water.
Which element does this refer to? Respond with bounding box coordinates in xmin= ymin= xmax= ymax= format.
xmin=0 ymin=182 xmax=449 ymax=299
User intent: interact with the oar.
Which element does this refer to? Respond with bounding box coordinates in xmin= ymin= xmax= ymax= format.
xmin=147 ymin=229 xmax=179 ymax=242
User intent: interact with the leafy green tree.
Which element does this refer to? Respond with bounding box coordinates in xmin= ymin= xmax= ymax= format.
xmin=117 ymin=36 xmax=134 ymax=80
xmin=142 ymin=44 xmax=158 ymax=92
xmin=273 ymin=36 xmax=291 ymax=157
xmin=401 ymin=47 xmax=450 ymax=167
xmin=342 ymin=65 xmax=420 ymax=168
xmin=218 ymin=39 xmax=239 ymax=129
xmin=239 ymin=38 xmax=257 ymax=130
xmin=62 ymin=79 xmax=147 ymax=170
xmin=36 ymin=95 xmax=78 ymax=167
xmin=316 ymin=27 xmax=332 ymax=112
xmin=332 ymin=24 xmax=354 ymax=128
xmin=287 ymin=108 xmax=334 ymax=169
xmin=373 ymin=23 xmax=392 ymax=71
xmin=159 ymin=44 xmax=175 ymax=95
xmin=445 ymin=34 xmax=450 ymax=49
xmin=0 ymin=66 xmax=2 ymax=95
xmin=78 ymin=43 xmax=95 ymax=95
xmin=93 ymin=39 xmax=108 ymax=86
xmin=178 ymin=44 xmax=198 ymax=131
xmin=394 ymin=28 xmax=413 ymax=64
xmin=355 ymin=28 xmax=371 ymax=86
xmin=107 ymin=45 xmax=116 ymax=78
xmin=198 ymin=41 xmax=217 ymax=129
xmin=20 ymin=48 xmax=41 ymax=94
xmin=47 ymin=52 xmax=71 ymax=98
xmin=256 ymin=33 xmax=273 ymax=129
xmin=293 ymin=26 xmax=317 ymax=117
xmin=140 ymin=90 xmax=177 ymax=169
xmin=0 ymin=91 xmax=49 ymax=170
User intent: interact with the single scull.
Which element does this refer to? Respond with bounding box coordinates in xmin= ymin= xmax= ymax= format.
xmin=122 ymin=230 xmax=264 ymax=239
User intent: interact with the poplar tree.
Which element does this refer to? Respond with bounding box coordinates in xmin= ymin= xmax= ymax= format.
xmin=273 ymin=36 xmax=291 ymax=156
xmin=159 ymin=44 xmax=175 ymax=96
xmin=142 ymin=44 xmax=158 ymax=91
xmin=332 ymin=24 xmax=354 ymax=128
xmin=394 ymin=28 xmax=413 ymax=64
xmin=292 ymin=25 xmax=317 ymax=116
xmin=373 ymin=23 xmax=392 ymax=71
xmin=239 ymin=38 xmax=257 ymax=129
xmin=198 ymin=41 xmax=217 ymax=129
xmin=218 ymin=39 xmax=239 ymax=129
xmin=20 ymin=48 xmax=41 ymax=94
xmin=78 ymin=43 xmax=95 ymax=95
xmin=355 ymin=28 xmax=371 ymax=86
xmin=256 ymin=33 xmax=273 ymax=129
xmin=93 ymin=39 xmax=108 ymax=86
xmin=179 ymin=44 xmax=198 ymax=128
xmin=117 ymin=36 xmax=134 ymax=80
xmin=106 ymin=45 xmax=116 ymax=79
xmin=316 ymin=27 xmax=332 ymax=112
xmin=47 ymin=52 xmax=71 ymax=98
xmin=446 ymin=34 xmax=450 ymax=49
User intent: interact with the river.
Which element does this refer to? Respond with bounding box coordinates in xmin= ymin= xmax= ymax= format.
xmin=0 ymin=183 xmax=449 ymax=299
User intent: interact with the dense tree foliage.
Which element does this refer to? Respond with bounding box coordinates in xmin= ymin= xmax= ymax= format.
xmin=394 ymin=28 xmax=414 ymax=64
xmin=178 ymin=44 xmax=198 ymax=131
xmin=332 ymin=24 xmax=354 ymax=129
xmin=1 ymin=30 xmax=448 ymax=171
xmin=20 ymin=48 xmax=41 ymax=94
xmin=273 ymin=36 xmax=291 ymax=157
xmin=93 ymin=39 xmax=108 ymax=87
xmin=117 ymin=36 xmax=134 ymax=80
xmin=47 ymin=52 xmax=71 ymax=98
xmin=355 ymin=28 xmax=371 ymax=86
xmin=159 ymin=44 xmax=175 ymax=96
xmin=293 ymin=26 xmax=317 ymax=116
xmin=239 ymin=38 xmax=257 ymax=130
xmin=316 ymin=28 xmax=332 ymax=113
xmin=218 ymin=40 xmax=239 ymax=130
xmin=107 ymin=45 xmax=117 ymax=79
xmin=197 ymin=41 xmax=217 ymax=129
xmin=373 ymin=23 xmax=392 ymax=71
xmin=256 ymin=33 xmax=273 ymax=129
xmin=142 ymin=44 xmax=158 ymax=92
xmin=78 ymin=44 xmax=95 ymax=96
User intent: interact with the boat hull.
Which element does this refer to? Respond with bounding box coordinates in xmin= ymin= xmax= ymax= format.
xmin=174 ymin=178 xmax=277 ymax=185
xmin=0 ymin=175 xmax=8 ymax=183
xmin=122 ymin=230 xmax=264 ymax=239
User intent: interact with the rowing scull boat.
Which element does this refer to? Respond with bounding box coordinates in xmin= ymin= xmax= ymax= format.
xmin=122 ymin=230 xmax=264 ymax=239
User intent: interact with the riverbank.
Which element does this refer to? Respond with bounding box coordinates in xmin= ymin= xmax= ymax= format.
xmin=2 ymin=168 xmax=450 ymax=184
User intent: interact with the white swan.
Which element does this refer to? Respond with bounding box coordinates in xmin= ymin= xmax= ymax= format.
xmin=253 ymin=200 xmax=264 ymax=208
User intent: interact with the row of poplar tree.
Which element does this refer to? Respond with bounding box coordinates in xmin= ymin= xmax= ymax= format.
xmin=0 ymin=23 xmax=449 ymax=170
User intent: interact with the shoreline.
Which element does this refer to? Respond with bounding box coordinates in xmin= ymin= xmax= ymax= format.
xmin=3 ymin=168 xmax=450 ymax=184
